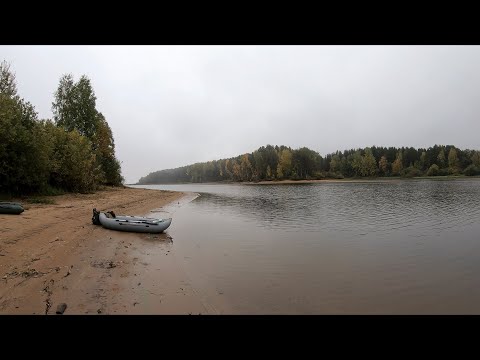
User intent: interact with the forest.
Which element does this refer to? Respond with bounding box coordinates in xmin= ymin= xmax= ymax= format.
xmin=0 ymin=61 xmax=123 ymax=195
xmin=138 ymin=144 xmax=480 ymax=184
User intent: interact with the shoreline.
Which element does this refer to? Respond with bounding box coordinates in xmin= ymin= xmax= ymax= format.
xmin=0 ymin=187 xmax=210 ymax=314
xmin=134 ymin=175 xmax=480 ymax=187
xmin=247 ymin=176 xmax=479 ymax=185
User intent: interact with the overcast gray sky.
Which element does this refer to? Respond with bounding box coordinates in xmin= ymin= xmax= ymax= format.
xmin=1 ymin=46 xmax=479 ymax=183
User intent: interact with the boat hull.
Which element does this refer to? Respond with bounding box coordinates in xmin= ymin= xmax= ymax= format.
xmin=0 ymin=202 xmax=24 ymax=215
xmin=98 ymin=212 xmax=172 ymax=233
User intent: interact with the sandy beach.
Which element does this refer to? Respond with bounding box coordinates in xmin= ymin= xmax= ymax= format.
xmin=0 ymin=187 xmax=212 ymax=315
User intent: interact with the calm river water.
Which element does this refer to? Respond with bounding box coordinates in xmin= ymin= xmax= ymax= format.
xmin=132 ymin=179 xmax=480 ymax=314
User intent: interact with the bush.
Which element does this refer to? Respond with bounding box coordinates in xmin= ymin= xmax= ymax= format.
xmin=38 ymin=185 xmax=65 ymax=196
xmin=438 ymin=168 xmax=450 ymax=176
xmin=426 ymin=164 xmax=440 ymax=176
xmin=402 ymin=166 xmax=422 ymax=178
xmin=290 ymin=172 xmax=300 ymax=180
xmin=46 ymin=125 xmax=99 ymax=193
xmin=0 ymin=96 xmax=51 ymax=195
xmin=464 ymin=164 xmax=480 ymax=176
xmin=325 ymin=171 xmax=344 ymax=179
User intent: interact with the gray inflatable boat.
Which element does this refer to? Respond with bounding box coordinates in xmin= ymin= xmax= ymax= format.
xmin=98 ymin=211 xmax=172 ymax=233
xmin=0 ymin=202 xmax=24 ymax=214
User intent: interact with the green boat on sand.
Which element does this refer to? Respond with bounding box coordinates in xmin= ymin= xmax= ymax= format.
xmin=0 ymin=202 xmax=25 ymax=214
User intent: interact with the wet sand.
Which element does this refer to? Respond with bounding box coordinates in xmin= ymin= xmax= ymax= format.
xmin=0 ymin=187 xmax=211 ymax=315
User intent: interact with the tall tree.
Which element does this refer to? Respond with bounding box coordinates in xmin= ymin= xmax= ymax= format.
xmin=330 ymin=154 xmax=341 ymax=173
xmin=292 ymin=147 xmax=321 ymax=179
xmin=240 ymin=154 xmax=253 ymax=181
xmin=0 ymin=61 xmax=17 ymax=97
xmin=448 ymin=147 xmax=459 ymax=173
xmin=224 ymin=159 xmax=233 ymax=178
xmin=278 ymin=148 xmax=293 ymax=178
xmin=378 ymin=155 xmax=389 ymax=176
xmin=276 ymin=163 xmax=284 ymax=179
xmin=419 ymin=151 xmax=427 ymax=171
xmin=93 ymin=113 xmax=123 ymax=185
xmin=232 ymin=160 xmax=241 ymax=181
xmin=52 ymin=74 xmax=123 ymax=186
xmin=351 ymin=151 xmax=363 ymax=176
xmin=471 ymin=151 xmax=480 ymax=167
xmin=0 ymin=63 xmax=50 ymax=194
xmin=0 ymin=96 xmax=49 ymax=193
xmin=361 ymin=148 xmax=377 ymax=177
xmin=437 ymin=148 xmax=446 ymax=168
xmin=52 ymin=74 xmax=98 ymax=140
xmin=392 ymin=151 xmax=403 ymax=175
xmin=266 ymin=165 xmax=272 ymax=180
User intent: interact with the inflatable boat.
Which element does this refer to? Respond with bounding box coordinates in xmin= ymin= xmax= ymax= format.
xmin=92 ymin=208 xmax=172 ymax=233
xmin=0 ymin=202 xmax=24 ymax=214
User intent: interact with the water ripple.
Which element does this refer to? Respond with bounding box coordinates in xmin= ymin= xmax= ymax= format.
xmin=182 ymin=180 xmax=480 ymax=237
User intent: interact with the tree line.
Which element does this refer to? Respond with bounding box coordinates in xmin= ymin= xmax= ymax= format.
xmin=0 ymin=61 xmax=123 ymax=195
xmin=137 ymin=144 xmax=480 ymax=184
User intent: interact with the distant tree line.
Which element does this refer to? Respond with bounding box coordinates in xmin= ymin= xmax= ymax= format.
xmin=0 ymin=61 xmax=123 ymax=195
xmin=138 ymin=144 xmax=480 ymax=184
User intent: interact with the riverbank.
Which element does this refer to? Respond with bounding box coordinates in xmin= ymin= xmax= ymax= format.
xmin=135 ymin=175 xmax=479 ymax=187
xmin=247 ymin=176 xmax=479 ymax=185
xmin=246 ymin=179 xmax=399 ymax=185
xmin=0 ymin=187 xmax=211 ymax=314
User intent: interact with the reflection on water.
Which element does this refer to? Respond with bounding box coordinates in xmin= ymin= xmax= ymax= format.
xmin=132 ymin=179 xmax=480 ymax=314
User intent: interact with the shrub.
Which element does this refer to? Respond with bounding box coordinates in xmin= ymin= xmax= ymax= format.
xmin=464 ymin=164 xmax=480 ymax=176
xmin=426 ymin=164 xmax=440 ymax=176
xmin=403 ymin=166 xmax=422 ymax=178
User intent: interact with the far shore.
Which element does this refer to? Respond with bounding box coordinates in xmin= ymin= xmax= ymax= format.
xmin=0 ymin=186 xmax=213 ymax=315
xmin=132 ymin=175 xmax=480 ymax=187
xmin=247 ymin=176 xmax=480 ymax=185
